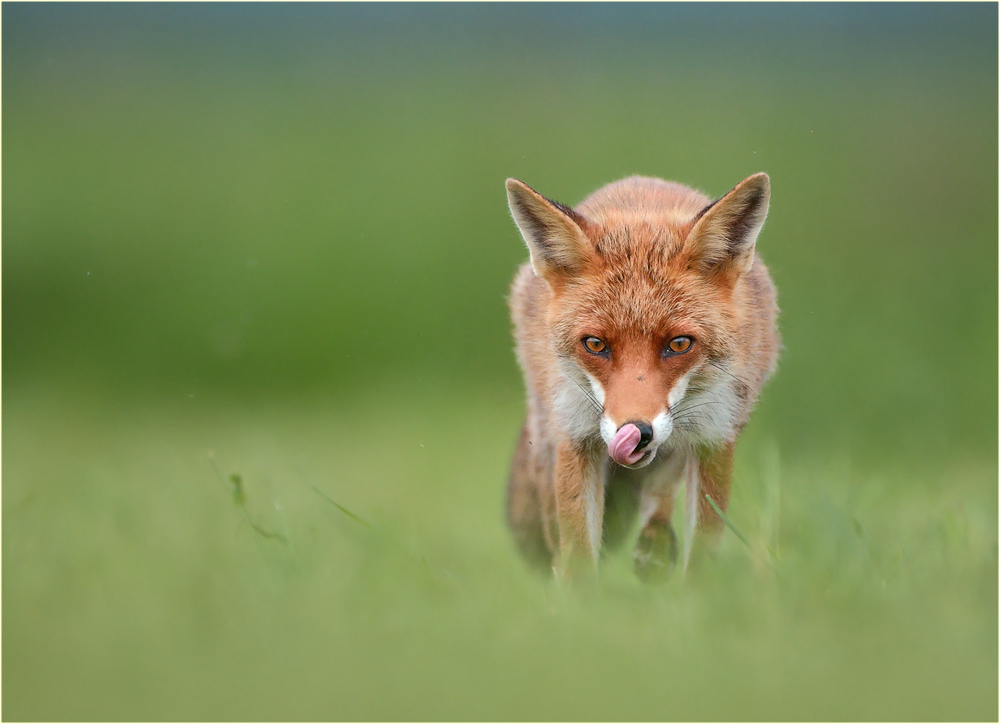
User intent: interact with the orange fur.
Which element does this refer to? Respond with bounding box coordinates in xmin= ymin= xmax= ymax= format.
xmin=505 ymin=174 xmax=780 ymax=579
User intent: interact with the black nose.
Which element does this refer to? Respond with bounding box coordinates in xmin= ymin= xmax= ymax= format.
xmin=626 ymin=420 xmax=654 ymax=450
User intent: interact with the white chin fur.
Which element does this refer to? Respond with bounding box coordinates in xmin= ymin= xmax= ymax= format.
xmin=650 ymin=408 xmax=674 ymax=448
xmin=599 ymin=415 xmax=618 ymax=447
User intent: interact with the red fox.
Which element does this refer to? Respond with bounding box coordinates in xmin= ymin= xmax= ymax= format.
xmin=505 ymin=173 xmax=779 ymax=580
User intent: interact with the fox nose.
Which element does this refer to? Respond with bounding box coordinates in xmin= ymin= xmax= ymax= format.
xmin=624 ymin=421 xmax=654 ymax=450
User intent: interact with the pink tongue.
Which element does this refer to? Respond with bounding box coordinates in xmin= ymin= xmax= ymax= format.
xmin=609 ymin=424 xmax=645 ymax=465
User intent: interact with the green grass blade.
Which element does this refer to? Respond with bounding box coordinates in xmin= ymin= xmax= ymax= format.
xmin=207 ymin=455 xmax=287 ymax=543
xmin=705 ymin=493 xmax=782 ymax=578
xmin=311 ymin=486 xmax=373 ymax=529
xmin=705 ymin=493 xmax=753 ymax=550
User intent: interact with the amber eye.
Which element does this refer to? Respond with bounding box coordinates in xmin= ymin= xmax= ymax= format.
xmin=665 ymin=336 xmax=693 ymax=355
xmin=583 ymin=337 xmax=608 ymax=355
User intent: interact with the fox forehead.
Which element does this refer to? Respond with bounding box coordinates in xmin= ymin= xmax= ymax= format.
xmin=552 ymin=255 xmax=726 ymax=345
xmin=577 ymin=175 xmax=712 ymax=231
xmin=556 ymin=180 xmax=723 ymax=332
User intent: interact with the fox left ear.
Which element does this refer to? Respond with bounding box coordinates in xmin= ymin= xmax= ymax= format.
xmin=685 ymin=173 xmax=770 ymax=278
xmin=506 ymin=178 xmax=594 ymax=282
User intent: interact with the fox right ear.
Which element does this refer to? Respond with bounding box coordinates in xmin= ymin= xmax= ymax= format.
xmin=685 ymin=173 xmax=770 ymax=279
xmin=506 ymin=179 xmax=593 ymax=281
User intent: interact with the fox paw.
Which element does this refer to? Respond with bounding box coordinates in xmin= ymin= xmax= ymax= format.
xmin=633 ymin=524 xmax=678 ymax=583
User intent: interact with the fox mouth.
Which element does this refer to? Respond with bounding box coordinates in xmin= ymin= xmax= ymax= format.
xmin=608 ymin=423 xmax=655 ymax=468
xmin=613 ymin=448 xmax=654 ymax=469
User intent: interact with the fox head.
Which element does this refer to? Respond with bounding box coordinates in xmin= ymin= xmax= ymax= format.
xmin=506 ymin=173 xmax=770 ymax=468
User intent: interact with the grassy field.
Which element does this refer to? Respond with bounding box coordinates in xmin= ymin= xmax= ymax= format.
xmin=4 ymin=381 xmax=996 ymax=720
xmin=3 ymin=4 xmax=997 ymax=720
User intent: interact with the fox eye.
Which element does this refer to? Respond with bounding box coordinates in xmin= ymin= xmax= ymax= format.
xmin=665 ymin=336 xmax=693 ymax=356
xmin=583 ymin=336 xmax=608 ymax=356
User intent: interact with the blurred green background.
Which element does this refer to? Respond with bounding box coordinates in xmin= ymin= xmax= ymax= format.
xmin=4 ymin=3 xmax=996 ymax=720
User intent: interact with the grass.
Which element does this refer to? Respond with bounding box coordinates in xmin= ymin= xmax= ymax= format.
xmin=3 ymin=4 xmax=996 ymax=720
xmin=3 ymin=379 xmax=996 ymax=721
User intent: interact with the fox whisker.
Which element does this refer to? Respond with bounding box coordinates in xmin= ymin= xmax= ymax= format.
xmin=672 ymin=399 xmax=726 ymax=414
xmin=566 ymin=374 xmax=604 ymax=417
xmin=707 ymin=361 xmax=753 ymax=390
xmin=556 ymin=353 xmax=605 ymax=417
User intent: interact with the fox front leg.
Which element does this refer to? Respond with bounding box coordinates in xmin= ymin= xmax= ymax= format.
xmin=633 ymin=492 xmax=679 ymax=582
xmin=695 ymin=442 xmax=734 ymax=538
xmin=679 ymin=442 xmax=735 ymax=571
xmin=552 ymin=440 xmax=605 ymax=580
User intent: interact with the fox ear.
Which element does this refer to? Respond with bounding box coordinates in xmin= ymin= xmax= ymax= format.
xmin=506 ymin=178 xmax=593 ymax=280
xmin=685 ymin=173 xmax=770 ymax=278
